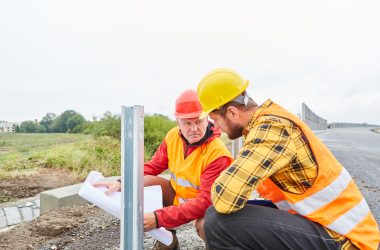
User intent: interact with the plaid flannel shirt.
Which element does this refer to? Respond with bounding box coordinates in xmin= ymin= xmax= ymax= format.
xmin=212 ymin=99 xmax=356 ymax=249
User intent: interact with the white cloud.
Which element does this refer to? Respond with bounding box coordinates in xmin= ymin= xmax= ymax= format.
xmin=1 ymin=0 xmax=379 ymax=124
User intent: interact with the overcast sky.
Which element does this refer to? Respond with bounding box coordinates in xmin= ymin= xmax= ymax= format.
xmin=1 ymin=0 xmax=379 ymax=125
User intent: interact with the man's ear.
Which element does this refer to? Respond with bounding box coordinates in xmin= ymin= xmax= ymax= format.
xmin=227 ymin=106 xmax=240 ymax=120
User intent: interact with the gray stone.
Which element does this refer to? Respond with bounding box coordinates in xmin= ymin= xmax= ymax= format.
xmin=40 ymin=176 xmax=118 ymax=214
xmin=20 ymin=206 xmax=34 ymax=222
xmin=0 ymin=208 xmax=7 ymax=228
xmin=33 ymin=207 xmax=40 ymax=218
xmin=25 ymin=201 xmax=34 ymax=207
xmin=3 ymin=207 xmax=21 ymax=225
xmin=40 ymin=183 xmax=87 ymax=214
xmin=34 ymin=199 xmax=40 ymax=208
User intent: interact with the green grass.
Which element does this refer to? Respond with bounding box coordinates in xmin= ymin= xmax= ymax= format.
xmin=0 ymin=131 xmax=235 ymax=180
xmin=0 ymin=133 xmax=121 ymax=179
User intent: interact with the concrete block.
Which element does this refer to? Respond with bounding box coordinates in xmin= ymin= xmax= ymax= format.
xmin=32 ymin=208 xmax=40 ymax=218
xmin=40 ymin=183 xmax=87 ymax=214
xmin=25 ymin=201 xmax=34 ymax=207
xmin=3 ymin=207 xmax=21 ymax=225
xmin=20 ymin=206 xmax=34 ymax=222
xmin=0 ymin=208 xmax=7 ymax=228
xmin=34 ymin=199 xmax=40 ymax=208
xmin=40 ymin=176 xmax=120 ymax=214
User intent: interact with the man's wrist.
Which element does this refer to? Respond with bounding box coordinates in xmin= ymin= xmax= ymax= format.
xmin=153 ymin=211 xmax=159 ymax=228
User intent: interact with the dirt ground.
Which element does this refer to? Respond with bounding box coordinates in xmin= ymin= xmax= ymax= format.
xmin=0 ymin=168 xmax=205 ymax=249
xmin=0 ymin=168 xmax=80 ymax=203
xmin=0 ymin=204 xmax=204 ymax=250
xmin=0 ymin=205 xmax=99 ymax=250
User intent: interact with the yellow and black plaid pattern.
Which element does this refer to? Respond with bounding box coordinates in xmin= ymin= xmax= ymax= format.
xmin=212 ymin=116 xmax=318 ymax=213
xmin=211 ymin=100 xmax=356 ymax=249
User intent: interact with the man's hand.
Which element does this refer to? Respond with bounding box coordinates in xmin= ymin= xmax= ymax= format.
xmin=144 ymin=212 xmax=157 ymax=232
xmin=93 ymin=181 xmax=121 ymax=195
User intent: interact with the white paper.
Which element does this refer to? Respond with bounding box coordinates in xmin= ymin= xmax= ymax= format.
xmin=79 ymin=182 xmax=121 ymax=218
xmin=78 ymin=171 xmax=173 ymax=246
xmin=142 ymin=185 xmax=173 ymax=246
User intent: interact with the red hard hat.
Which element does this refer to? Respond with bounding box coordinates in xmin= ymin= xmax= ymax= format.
xmin=174 ymin=89 xmax=203 ymax=119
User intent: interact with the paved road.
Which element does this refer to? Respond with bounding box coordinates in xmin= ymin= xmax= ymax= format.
xmin=315 ymin=127 xmax=380 ymax=222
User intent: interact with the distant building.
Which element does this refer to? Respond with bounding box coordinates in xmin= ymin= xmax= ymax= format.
xmin=0 ymin=121 xmax=19 ymax=133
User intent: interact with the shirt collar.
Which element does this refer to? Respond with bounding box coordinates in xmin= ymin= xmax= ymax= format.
xmin=242 ymin=99 xmax=273 ymax=138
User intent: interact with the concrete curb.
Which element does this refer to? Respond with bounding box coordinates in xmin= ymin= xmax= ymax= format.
xmin=40 ymin=176 xmax=120 ymax=214
xmin=0 ymin=197 xmax=40 ymax=232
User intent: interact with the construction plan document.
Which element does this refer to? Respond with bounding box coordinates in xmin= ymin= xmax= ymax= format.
xmin=78 ymin=171 xmax=173 ymax=246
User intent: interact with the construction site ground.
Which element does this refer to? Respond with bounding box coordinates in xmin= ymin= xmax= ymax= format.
xmin=0 ymin=127 xmax=379 ymax=249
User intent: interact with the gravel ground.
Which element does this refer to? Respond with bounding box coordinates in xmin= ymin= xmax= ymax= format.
xmin=36 ymin=206 xmax=206 ymax=250
xmin=0 ymin=204 xmax=205 ymax=250
xmin=37 ymin=207 xmax=120 ymax=250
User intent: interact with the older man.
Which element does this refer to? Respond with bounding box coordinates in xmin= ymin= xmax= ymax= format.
xmin=95 ymin=89 xmax=233 ymax=250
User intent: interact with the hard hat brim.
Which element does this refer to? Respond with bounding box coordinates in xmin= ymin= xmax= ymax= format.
xmin=199 ymin=111 xmax=209 ymax=120
xmin=175 ymin=111 xmax=203 ymax=119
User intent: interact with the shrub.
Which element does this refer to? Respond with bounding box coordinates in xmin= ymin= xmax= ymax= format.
xmin=144 ymin=114 xmax=176 ymax=158
xmin=84 ymin=112 xmax=176 ymax=159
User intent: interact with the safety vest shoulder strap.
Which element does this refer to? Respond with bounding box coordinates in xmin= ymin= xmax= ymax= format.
xmin=254 ymin=100 xmax=380 ymax=250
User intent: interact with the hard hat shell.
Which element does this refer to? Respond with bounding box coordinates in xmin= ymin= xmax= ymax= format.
xmin=174 ymin=89 xmax=203 ymax=119
xmin=197 ymin=68 xmax=249 ymax=118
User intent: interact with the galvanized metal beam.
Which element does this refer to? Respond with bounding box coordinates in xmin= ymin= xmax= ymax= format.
xmin=121 ymin=105 xmax=144 ymax=250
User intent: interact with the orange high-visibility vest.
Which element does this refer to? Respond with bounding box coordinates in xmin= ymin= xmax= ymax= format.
xmin=165 ymin=127 xmax=233 ymax=206
xmin=255 ymin=101 xmax=380 ymax=250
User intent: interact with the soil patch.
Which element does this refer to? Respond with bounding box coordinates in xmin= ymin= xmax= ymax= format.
xmin=0 ymin=205 xmax=205 ymax=250
xmin=0 ymin=167 xmax=205 ymax=249
xmin=0 ymin=168 xmax=80 ymax=203
xmin=0 ymin=205 xmax=98 ymax=250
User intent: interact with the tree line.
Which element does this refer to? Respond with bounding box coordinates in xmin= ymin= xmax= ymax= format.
xmin=16 ymin=110 xmax=86 ymax=133
xmin=16 ymin=110 xmax=177 ymax=156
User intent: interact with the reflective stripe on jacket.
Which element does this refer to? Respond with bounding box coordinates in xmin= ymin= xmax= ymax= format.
xmin=165 ymin=127 xmax=233 ymax=206
xmin=255 ymin=101 xmax=380 ymax=250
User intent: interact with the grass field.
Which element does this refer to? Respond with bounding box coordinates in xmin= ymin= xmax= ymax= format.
xmin=0 ymin=133 xmax=121 ymax=179
xmin=0 ymin=131 xmax=235 ymax=180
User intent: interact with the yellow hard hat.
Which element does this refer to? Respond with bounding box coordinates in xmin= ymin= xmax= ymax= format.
xmin=197 ymin=68 xmax=249 ymax=119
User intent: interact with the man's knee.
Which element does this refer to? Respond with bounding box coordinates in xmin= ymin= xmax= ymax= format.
xmin=204 ymin=206 xmax=218 ymax=234
xmin=204 ymin=205 xmax=270 ymax=236
xmin=194 ymin=217 xmax=205 ymax=240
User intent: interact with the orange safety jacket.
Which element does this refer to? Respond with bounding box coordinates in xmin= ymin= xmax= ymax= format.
xmin=165 ymin=127 xmax=233 ymax=206
xmin=255 ymin=101 xmax=380 ymax=250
